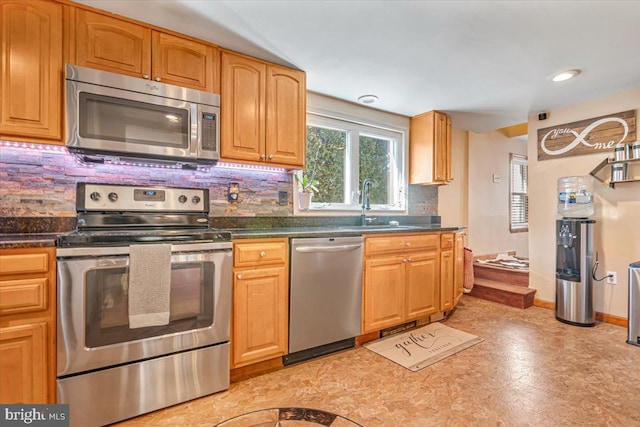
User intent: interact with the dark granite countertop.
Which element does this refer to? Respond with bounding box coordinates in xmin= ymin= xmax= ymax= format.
xmin=229 ymin=225 xmax=465 ymax=239
xmin=0 ymin=233 xmax=60 ymax=249
xmin=0 ymin=215 xmax=465 ymax=248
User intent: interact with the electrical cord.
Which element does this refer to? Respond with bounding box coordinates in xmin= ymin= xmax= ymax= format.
xmin=592 ymin=252 xmax=613 ymax=281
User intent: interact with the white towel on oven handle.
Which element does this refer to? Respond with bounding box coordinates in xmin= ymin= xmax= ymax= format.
xmin=128 ymin=243 xmax=172 ymax=328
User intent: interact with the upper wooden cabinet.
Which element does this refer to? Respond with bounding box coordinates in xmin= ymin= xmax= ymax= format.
xmin=152 ymin=31 xmax=219 ymax=92
xmin=67 ymin=8 xmax=219 ymax=92
xmin=0 ymin=247 xmax=57 ymax=404
xmin=409 ymin=110 xmax=452 ymax=184
xmin=221 ymin=51 xmax=306 ymax=168
xmin=221 ymin=52 xmax=266 ymax=163
xmin=266 ymin=65 xmax=306 ymax=167
xmin=0 ymin=0 xmax=63 ymax=143
xmin=70 ymin=8 xmax=151 ymax=79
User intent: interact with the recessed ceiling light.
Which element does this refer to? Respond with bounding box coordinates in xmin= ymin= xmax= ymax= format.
xmin=551 ymin=69 xmax=581 ymax=82
xmin=357 ymin=94 xmax=379 ymax=104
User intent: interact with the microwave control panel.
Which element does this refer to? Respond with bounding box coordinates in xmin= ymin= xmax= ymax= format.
xmin=201 ymin=112 xmax=217 ymax=151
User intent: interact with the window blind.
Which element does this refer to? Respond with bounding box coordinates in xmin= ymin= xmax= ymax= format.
xmin=510 ymin=154 xmax=528 ymax=232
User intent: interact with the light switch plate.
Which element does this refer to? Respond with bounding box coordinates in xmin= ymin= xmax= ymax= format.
xmin=492 ymin=173 xmax=501 ymax=183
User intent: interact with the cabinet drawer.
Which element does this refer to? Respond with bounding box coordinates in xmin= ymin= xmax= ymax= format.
xmin=440 ymin=233 xmax=454 ymax=250
xmin=0 ymin=253 xmax=49 ymax=276
xmin=365 ymin=234 xmax=439 ymax=255
xmin=0 ymin=278 xmax=48 ymax=315
xmin=234 ymin=240 xmax=287 ymax=267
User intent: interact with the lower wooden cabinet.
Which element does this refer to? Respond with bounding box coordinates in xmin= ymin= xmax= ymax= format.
xmin=0 ymin=247 xmax=56 ymax=403
xmin=405 ymin=252 xmax=439 ymax=320
xmin=362 ymin=234 xmax=440 ymax=333
xmin=454 ymin=232 xmax=466 ymax=305
xmin=440 ymin=249 xmax=455 ymax=311
xmin=0 ymin=322 xmax=48 ymax=403
xmin=231 ymin=239 xmax=289 ymax=368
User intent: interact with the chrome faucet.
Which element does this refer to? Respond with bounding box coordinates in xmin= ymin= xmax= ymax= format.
xmin=360 ymin=179 xmax=372 ymax=226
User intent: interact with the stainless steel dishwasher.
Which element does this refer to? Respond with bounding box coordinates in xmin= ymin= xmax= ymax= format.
xmin=285 ymin=236 xmax=364 ymax=365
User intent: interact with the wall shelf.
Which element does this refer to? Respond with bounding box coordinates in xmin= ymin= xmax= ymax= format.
xmin=590 ymin=157 xmax=640 ymax=188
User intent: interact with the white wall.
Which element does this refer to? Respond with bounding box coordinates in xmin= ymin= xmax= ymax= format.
xmin=438 ymin=128 xmax=469 ymax=227
xmin=466 ymin=131 xmax=529 ymax=257
xmin=528 ymin=87 xmax=640 ymax=318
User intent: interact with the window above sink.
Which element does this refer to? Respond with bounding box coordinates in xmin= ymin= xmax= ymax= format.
xmin=295 ymin=112 xmax=408 ymax=215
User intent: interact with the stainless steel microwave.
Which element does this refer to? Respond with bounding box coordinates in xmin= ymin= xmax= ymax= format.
xmin=65 ymin=64 xmax=220 ymax=168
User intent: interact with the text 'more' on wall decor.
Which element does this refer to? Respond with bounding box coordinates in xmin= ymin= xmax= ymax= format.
xmin=537 ymin=110 xmax=636 ymax=161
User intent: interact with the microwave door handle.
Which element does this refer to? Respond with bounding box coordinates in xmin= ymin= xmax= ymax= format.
xmin=191 ymin=103 xmax=199 ymax=158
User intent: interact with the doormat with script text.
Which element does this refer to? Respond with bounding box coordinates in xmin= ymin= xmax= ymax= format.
xmin=364 ymin=323 xmax=483 ymax=371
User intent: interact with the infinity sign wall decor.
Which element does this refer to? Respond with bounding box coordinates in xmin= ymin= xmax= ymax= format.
xmin=537 ymin=110 xmax=636 ymax=161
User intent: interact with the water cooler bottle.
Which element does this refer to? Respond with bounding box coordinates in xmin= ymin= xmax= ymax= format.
xmin=555 ymin=218 xmax=595 ymax=326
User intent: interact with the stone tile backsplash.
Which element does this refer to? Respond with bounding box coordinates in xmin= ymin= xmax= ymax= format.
xmin=0 ymin=142 xmax=438 ymax=218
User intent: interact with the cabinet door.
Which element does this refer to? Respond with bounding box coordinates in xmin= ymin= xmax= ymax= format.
xmin=0 ymin=0 xmax=62 ymax=142
xmin=232 ymin=266 xmax=288 ymax=368
xmin=409 ymin=111 xmax=435 ymax=185
xmin=440 ymin=250 xmax=454 ymax=311
xmin=73 ymin=9 xmax=151 ymax=78
xmin=220 ymin=52 xmax=266 ymax=163
xmin=152 ymin=31 xmax=216 ymax=92
xmin=363 ymin=256 xmax=405 ymax=333
xmin=266 ymin=65 xmax=306 ymax=167
xmin=0 ymin=322 xmax=47 ymax=403
xmin=445 ymin=115 xmax=452 ymax=182
xmin=453 ymin=233 xmax=465 ymax=305
xmin=405 ymin=252 xmax=439 ymax=320
xmin=433 ymin=111 xmax=448 ymax=183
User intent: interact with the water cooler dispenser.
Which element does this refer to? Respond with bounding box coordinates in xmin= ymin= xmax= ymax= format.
xmin=555 ymin=219 xmax=595 ymax=326
xmin=555 ymin=176 xmax=596 ymax=326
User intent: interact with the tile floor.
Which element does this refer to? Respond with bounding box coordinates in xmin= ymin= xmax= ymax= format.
xmin=116 ymin=297 xmax=640 ymax=426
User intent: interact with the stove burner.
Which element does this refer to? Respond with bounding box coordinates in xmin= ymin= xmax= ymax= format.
xmin=60 ymin=183 xmax=231 ymax=247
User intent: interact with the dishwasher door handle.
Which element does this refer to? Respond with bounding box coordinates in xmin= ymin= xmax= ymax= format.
xmin=295 ymin=244 xmax=362 ymax=253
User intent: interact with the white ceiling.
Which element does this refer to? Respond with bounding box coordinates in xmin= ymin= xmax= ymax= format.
xmin=77 ymin=0 xmax=640 ymax=132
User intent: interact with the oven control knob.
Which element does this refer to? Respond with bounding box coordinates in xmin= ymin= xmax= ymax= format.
xmin=90 ymin=191 xmax=101 ymax=202
xmin=108 ymin=192 xmax=118 ymax=202
xmin=178 ymin=195 xmax=187 ymax=204
xmin=192 ymin=196 xmax=201 ymax=204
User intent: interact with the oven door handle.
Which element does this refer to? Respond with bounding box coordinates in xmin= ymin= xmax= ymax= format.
xmin=57 ymin=241 xmax=232 ymax=257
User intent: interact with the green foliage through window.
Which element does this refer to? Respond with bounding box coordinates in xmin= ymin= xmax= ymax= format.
xmin=302 ymin=115 xmax=406 ymax=211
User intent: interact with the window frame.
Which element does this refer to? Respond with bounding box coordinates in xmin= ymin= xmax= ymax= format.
xmin=509 ymin=153 xmax=528 ymax=233
xmin=294 ymin=112 xmax=408 ymax=215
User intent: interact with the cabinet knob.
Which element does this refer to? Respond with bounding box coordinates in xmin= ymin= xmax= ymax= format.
xmin=260 ymin=251 xmax=266 ymax=257
xmin=408 ymin=257 xmax=412 ymax=262
xmin=269 ymin=154 xmax=274 ymax=160
xmin=405 ymin=242 xmax=411 ymax=247
xmin=443 ymin=253 xmax=450 ymax=258
xmin=155 ymin=76 xmax=161 ymax=82
xmin=142 ymin=74 xmax=149 ymax=79
xmin=236 ymin=274 xmax=243 ymax=280
xmin=403 ymin=259 xmax=408 ymax=263
xmin=260 ymin=154 xmax=266 ymax=160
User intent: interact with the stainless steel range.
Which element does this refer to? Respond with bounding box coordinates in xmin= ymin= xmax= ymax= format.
xmin=56 ymin=183 xmax=232 ymax=427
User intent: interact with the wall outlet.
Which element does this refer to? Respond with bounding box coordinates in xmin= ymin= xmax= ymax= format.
xmin=228 ymin=182 xmax=239 ymax=202
xmin=278 ymin=191 xmax=288 ymax=206
xmin=606 ymin=271 xmax=617 ymax=285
